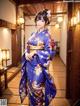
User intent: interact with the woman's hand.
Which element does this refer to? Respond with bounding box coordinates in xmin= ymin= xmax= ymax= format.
xmin=25 ymin=53 xmax=31 ymax=61
xmin=25 ymin=50 xmax=36 ymax=61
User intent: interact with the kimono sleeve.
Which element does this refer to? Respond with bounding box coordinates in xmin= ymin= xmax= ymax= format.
xmin=36 ymin=34 xmax=56 ymax=67
xmin=24 ymin=32 xmax=34 ymax=57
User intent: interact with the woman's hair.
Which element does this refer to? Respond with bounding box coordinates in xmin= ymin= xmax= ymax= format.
xmin=35 ymin=9 xmax=51 ymax=25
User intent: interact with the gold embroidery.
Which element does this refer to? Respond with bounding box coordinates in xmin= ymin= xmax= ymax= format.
xmin=35 ymin=64 xmax=42 ymax=76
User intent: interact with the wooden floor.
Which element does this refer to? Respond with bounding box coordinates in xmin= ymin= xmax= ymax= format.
xmin=0 ymin=55 xmax=70 ymax=106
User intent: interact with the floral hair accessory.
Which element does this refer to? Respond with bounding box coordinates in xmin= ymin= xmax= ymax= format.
xmin=47 ymin=10 xmax=51 ymax=18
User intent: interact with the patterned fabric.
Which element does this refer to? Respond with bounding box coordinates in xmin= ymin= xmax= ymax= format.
xmin=19 ymin=29 xmax=56 ymax=106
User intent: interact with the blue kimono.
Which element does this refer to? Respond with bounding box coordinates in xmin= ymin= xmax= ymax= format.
xmin=19 ymin=29 xmax=56 ymax=106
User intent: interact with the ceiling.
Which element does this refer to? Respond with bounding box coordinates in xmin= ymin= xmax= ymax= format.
xmin=12 ymin=0 xmax=64 ymax=6
xmin=19 ymin=2 xmax=67 ymax=16
xmin=12 ymin=0 xmax=67 ymax=16
xmin=12 ymin=0 xmax=67 ymax=25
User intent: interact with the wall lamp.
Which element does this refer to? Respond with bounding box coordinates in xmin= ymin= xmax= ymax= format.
xmin=0 ymin=49 xmax=10 ymax=69
xmin=70 ymin=10 xmax=80 ymax=27
xmin=17 ymin=17 xmax=24 ymax=25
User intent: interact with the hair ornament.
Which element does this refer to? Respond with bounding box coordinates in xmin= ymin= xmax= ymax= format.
xmin=47 ymin=10 xmax=51 ymax=18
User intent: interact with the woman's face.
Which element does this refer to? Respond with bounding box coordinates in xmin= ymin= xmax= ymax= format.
xmin=36 ymin=20 xmax=45 ymax=30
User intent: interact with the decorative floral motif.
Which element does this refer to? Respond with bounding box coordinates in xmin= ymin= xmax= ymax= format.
xmin=21 ymin=91 xmax=26 ymax=98
xmin=45 ymin=33 xmax=49 ymax=37
xmin=43 ymin=61 xmax=50 ymax=67
xmin=35 ymin=64 xmax=42 ymax=76
xmin=47 ymin=94 xmax=53 ymax=102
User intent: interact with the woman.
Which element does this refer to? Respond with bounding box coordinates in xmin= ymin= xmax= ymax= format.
xmin=19 ymin=9 xmax=56 ymax=106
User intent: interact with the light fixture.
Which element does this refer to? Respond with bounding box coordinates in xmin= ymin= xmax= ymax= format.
xmin=55 ymin=23 xmax=59 ymax=28
xmin=57 ymin=16 xmax=63 ymax=23
xmin=76 ymin=10 xmax=80 ymax=24
xmin=70 ymin=17 xmax=73 ymax=27
xmin=70 ymin=9 xmax=80 ymax=27
xmin=70 ymin=14 xmax=80 ymax=27
xmin=73 ymin=16 xmax=77 ymax=25
xmin=2 ymin=49 xmax=10 ymax=67
xmin=71 ymin=16 xmax=77 ymax=26
xmin=17 ymin=17 xmax=24 ymax=25
xmin=0 ymin=49 xmax=10 ymax=69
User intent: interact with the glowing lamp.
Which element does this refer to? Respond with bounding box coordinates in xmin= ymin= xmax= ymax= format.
xmin=57 ymin=17 xmax=63 ymax=23
xmin=55 ymin=24 xmax=59 ymax=28
xmin=17 ymin=17 xmax=24 ymax=25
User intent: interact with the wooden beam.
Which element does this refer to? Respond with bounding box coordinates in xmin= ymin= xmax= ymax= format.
xmin=24 ymin=11 xmax=67 ymax=16
xmin=0 ymin=19 xmax=16 ymax=29
xmin=20 ymin=6 xmax=32 ymax=19
xmin=24 ymin=13 xmax=31 ymax=19
xmin=52 ymin=11 xmax=67 ymax=15
xmin=23 ymin=6 xmax=33 ymax=16
xmin=13 ymin=0 xmax=63 ymax=6
xmin=31 ymin=4 xmax=37 ymax=14
xmin=25 ymin=24 xmax=56 ymax=26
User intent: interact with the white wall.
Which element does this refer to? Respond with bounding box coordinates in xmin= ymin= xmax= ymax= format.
xmin=0 ymin=0 xmax=16 ymax=66
xmin=0 ymin=0 xmax=16 ymax=24
xmin=24 ymin=16 xmax=36 ymax=49
xmin=50 ymin=26 xmax=61 ymax=41
xmin=60 ymin=15 xmax=68 ymax=65
xmin=0 ymin=28 xmax=12 ymax=66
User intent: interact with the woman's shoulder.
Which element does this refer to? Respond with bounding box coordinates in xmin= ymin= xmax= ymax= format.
xmin=31 ymin=32 xmax=35 ymax=36
xmin=27 ymin=32 xmax=35 ymax=43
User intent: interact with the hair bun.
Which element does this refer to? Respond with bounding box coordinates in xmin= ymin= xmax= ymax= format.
xmin=42 ymin=9 xmax=51 ymax=18
xmin=47 ymin=10 xmax=51 ymax=18
xmin=35 ymin=9 xmax=51 ymax=25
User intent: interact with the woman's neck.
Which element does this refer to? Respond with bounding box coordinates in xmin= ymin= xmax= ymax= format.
xmin=37 ymin=27 xmax=46 ymax=33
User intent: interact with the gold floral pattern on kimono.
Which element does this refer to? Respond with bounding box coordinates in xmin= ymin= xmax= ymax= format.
xmin=35 ymin=64 xmax=42 ymax=76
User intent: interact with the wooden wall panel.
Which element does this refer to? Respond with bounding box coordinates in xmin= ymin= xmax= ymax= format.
xmin=0 ymin=19 xmax=16 ymax=29
xmin=67 ymin=3 xmax=80 ymax=105
xmin=11 ymin=27 xmax=21 ymax=66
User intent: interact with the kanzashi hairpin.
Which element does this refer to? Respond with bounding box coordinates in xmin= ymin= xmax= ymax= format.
xmin=47 ymin=10 xmax=51 ymax=18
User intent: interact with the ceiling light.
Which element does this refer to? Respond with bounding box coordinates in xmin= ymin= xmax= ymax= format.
xmin=55 ymin=24 xmax=59 ymax=28
xmin=57 ymin=17 xmax=63 ymax=23
xmin=17 ymin=17 xmax=24 ymax=25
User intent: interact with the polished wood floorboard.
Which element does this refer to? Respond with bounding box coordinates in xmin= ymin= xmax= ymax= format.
xmin=1 ymin=55 xmax=70 ymax=106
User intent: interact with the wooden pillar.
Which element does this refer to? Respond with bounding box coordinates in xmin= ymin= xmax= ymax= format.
xmin=66 ymin=2 xmax=73 ymax=99
xmin=11 ymin=27 xmax=21 ymax=66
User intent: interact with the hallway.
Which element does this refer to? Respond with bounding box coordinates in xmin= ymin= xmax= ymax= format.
xmin=1 ymin=55 xmax=70 ymax=106
xmin=0 ymin=1 xmax=80 ymax=105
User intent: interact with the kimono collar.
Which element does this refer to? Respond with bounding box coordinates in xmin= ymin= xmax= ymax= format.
xmin=36 ymin=28 xmax=48 ymax=35
xmin=43 ymin=28 xmax=48 ymax=33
